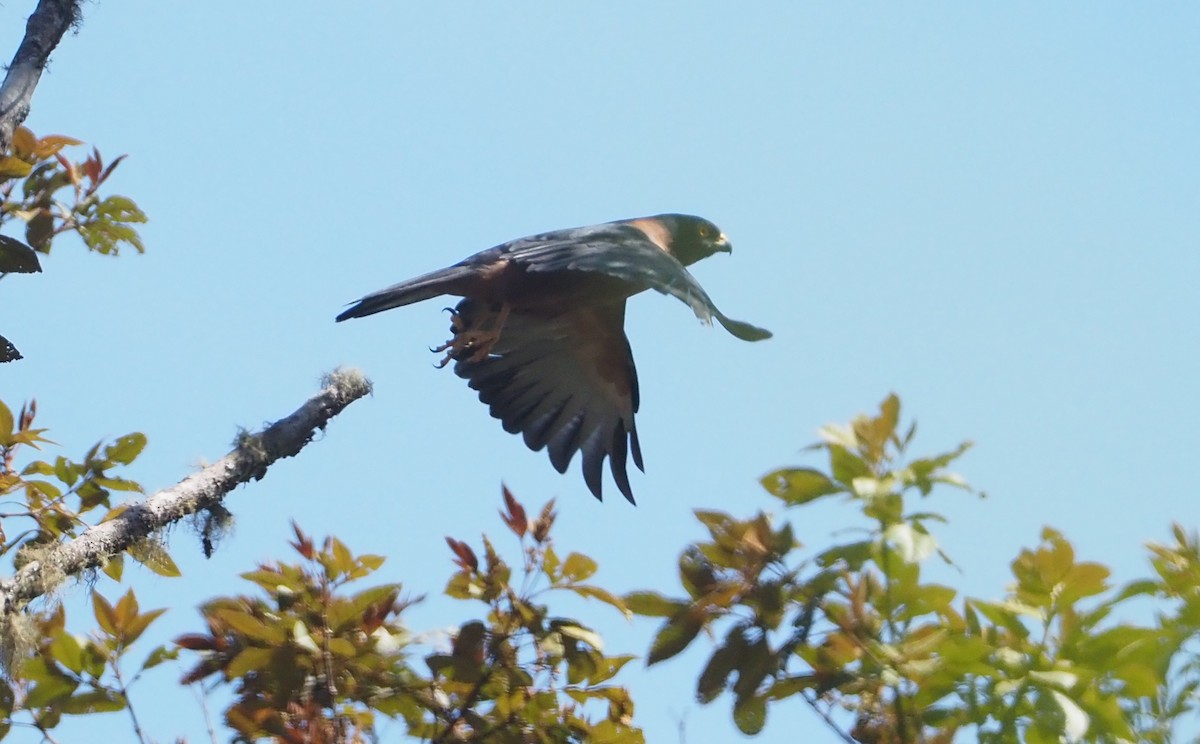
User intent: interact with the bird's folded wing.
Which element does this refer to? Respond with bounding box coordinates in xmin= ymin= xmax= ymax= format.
xmin=451 ymin=298 xmax=644 ymax=503
xmin=501 ymin=227 xmax=772 ymax=341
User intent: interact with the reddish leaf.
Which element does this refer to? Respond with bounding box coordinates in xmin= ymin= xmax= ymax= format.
xmin=81 ymin=148 xmax=102 ymax=183
xmin=173 ymin=633 xmax=215 ymax=651
xmin=98 ymin=154 xmax=127 ymax=186
xmin=500 ymin=483 xmax=528 ymax=538
xmin=445 ymin=537 xmax=478 ymax=571
xmin=53 ymin=152 xmax=78 ymax=185
xmin=289 ymin=521 xmax=314 ymax=559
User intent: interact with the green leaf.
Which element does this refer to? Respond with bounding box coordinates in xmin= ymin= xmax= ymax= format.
xmin=97 ymin=195 xmax=148 ymax=224
xmin=330 ymin=536 xmax=355 ymax=577
xmin=21 ymin=460 xmax=54 ymax=476
xmin=542 ymin=544 xmax=560 ymax=579
xmin=211 ymin=607 xmax=287 ymax=645
xmin=0 ymin=400 xmax=12 ymax=441
xmin=444 ymin=571 xmax=483 ymax=600
xmin=694 ymin=509 xmax=735 ymax=538
xmin=647 ymin=614 xmax=703 ymax=665
xmin=93 ymin=476 xmax=143 ymax=493
xmin=357 ymin=553 xmax=385 ymax=571
xmin=25 ymin=479 xmax=63 ymax=501
xmin=767 ymin=674 xmax=821 ymax=699
xmin=904 ymin=441 xmax=974 ymax=496
xmin=697 ymin=642 xmax=739 ymax=703
xmin=104 ymin=433 xmax=147 ymax=465
xmin=48 ymin=633 xmax=84 ymax=674
xmin=853 ymin=393 xmax=900 ymax=464
xmin=567 ymin=584 xmax=631 ymax=618
xmin=731 ymin=637 xmax=774 ymax=699
xmin=678 ymin=547 xmax=717 ymax=598
xmin=589 ymin=655 xmax=635 ymax=685
xmin=624 ymin=591 xmax=687 ymax=618
xmin=327 ymin=637 xmax=356 ymax=657
xmin=732 ymin=694 xmax=767 ymax=735
xmin=25 ymin=676 xmax=78 ymax=708
xmin=122 ymin=608 xmax=167 ymax=646
xmin=329 ymin=584 xmax=401 ymax=630
xmin=1112 ymin=578 xmax=1158 ymax=602
xmin=128 ymin=541 xmax=181 ymax=577
xmin=139 ymin=645 xmax=180 ymax=672
xmin=53 ymin=456 xmax=79 ymax=486
xmin=760 ymin=467 xmax=842 ymax=505
xmin=92 ymin=592 xmax=118 ymax=636
xmin=555 ymin=621 xmax=604 ymax=652
xmin=102 ymin=554 xmax=124 ymax=582
xmin=967 ymin=599 xmax=1032 ymax=638
xmin=815 ymin=540 xmax=873 ymax=570
xmin=0 ymin=156 xmax=32 ymax=179
xmin=829 ymin=444 xmax=870 ymax=485
xmin=561 ymin=552 xmax=598 ymax=582
xmin=227 ymin=647 xmax=275 ymax=678
xmin=25 ymin=210 xmax=54 ymax=252
xmin=1059 ymin=562 xmax=1110 ymax=603
xmin=58 ymin=690 xmax=126 ymax=715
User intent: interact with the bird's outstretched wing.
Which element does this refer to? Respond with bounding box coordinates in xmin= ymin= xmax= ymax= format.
xmin=495 ymin=224 xmax=773 ymax=341
xmin=449 ymin=297 xmax=643 ymax=503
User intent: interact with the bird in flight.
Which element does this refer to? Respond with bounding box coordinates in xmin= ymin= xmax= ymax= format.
xmin=336 ymin=214 xmax=770 ymax=504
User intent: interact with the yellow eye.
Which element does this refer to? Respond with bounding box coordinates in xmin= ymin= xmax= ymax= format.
xmin=698 ymin=225 xmax=712 ymax=238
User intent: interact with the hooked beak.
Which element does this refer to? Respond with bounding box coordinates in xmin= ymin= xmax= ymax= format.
xmin=716 ymin=233 xmax=732 ymax=254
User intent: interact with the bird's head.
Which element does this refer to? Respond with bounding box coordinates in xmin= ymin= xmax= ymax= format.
xmin=626 ymin=214 xmax=732 ymax=267
xmin=658 ymin=214 xmax=732 ymax=266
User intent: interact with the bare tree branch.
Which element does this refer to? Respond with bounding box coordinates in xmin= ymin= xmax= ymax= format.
xmin=0 ymin=369 xmax=373 ymax=615
xmin=0 ymin=0 xmax=81 ymax=152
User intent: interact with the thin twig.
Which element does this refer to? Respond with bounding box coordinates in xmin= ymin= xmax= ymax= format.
xmin=801 ymin=691 xmax=857 ymax=744
xmin=110 ymin=661 xmax=148 ymax=744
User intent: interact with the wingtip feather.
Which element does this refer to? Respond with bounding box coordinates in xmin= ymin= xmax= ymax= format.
xmin=715 ymin=312 xmax=773 ymax=342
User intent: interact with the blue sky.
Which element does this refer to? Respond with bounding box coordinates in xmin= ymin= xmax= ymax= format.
xmin=3 ymin=3 xmax=1198 ymax=742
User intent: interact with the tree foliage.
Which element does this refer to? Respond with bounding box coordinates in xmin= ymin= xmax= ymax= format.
xmin=2 ymin=393 xmax=1199 ymax=742
xmin=0 ymin=125 xmax=147 ymax=361
xmin=0 ymin=126 xmax=145 ymax=257
xmin=630 ymin=395 xmax=1200 ymax=743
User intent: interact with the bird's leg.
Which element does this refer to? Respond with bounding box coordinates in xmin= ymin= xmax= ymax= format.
xmin=432 ymin=308 xmax=466 ymax=368
xmin=431 ymin=303 xmax=510 ymax=367
xmin=462 ymin=302 xmax=510 ymax=362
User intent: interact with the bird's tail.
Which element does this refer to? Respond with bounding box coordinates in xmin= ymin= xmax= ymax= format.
xmin=336 ymin=264 xmax=477 ymax=321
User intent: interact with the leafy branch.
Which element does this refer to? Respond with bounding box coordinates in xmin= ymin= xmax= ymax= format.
xmin=0 ymin=369 xmax=372 ymax=619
